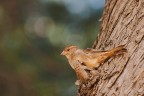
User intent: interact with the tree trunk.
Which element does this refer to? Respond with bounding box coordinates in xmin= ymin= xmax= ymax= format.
xmin=78 ymin=0 xmax=144 ymax=96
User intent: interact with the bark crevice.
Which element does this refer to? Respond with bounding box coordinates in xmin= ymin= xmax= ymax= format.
xmin=78 ymin=0 xmax=144 ymax=95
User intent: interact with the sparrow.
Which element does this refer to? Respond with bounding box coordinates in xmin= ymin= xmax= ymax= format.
xmin=61 ymin=45 xmax=127 ymax=82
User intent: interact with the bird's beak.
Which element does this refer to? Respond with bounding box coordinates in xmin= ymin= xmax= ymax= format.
xmin=61 ymin=51 xmax=65 ymax=55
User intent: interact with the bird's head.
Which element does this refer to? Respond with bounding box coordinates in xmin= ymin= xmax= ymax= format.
xmin=61 ymin=46 xmax=78 ymax=57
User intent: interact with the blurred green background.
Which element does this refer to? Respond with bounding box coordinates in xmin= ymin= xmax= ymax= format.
xmin=0 ymin=0 xmax=104 ymax=96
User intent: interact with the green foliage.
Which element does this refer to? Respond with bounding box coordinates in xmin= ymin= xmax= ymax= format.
xmin=0 ymin=0 xmax=103 ymax=95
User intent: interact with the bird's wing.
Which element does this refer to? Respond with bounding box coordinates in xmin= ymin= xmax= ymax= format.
xmin=83 ymin=48 xmax=106 ymax=55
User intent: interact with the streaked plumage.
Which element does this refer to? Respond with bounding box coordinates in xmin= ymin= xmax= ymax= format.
xmin=61 ymin=45 xmax=126 ymax=81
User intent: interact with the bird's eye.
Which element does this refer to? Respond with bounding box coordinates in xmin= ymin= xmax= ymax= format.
xmin=67 ymin=49 xmax=70 ymax=51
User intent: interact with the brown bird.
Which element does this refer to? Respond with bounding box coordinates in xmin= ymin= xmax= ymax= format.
xmin=61 ymin=45 xmax=126 ymax=81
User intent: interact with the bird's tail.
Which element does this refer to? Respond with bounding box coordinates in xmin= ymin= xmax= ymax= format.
xmin=97 ymin=45 xmax=127 ymax=64
xmin=108 ymin=45 xmax=127 ymax=55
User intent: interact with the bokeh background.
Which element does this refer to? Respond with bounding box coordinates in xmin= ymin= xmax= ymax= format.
xmin=0 ymin=0 xmax=104 ymax=96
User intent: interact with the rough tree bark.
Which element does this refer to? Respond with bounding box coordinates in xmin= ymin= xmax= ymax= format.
xmin=78 ymin=0 xmax=144 ymax=96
